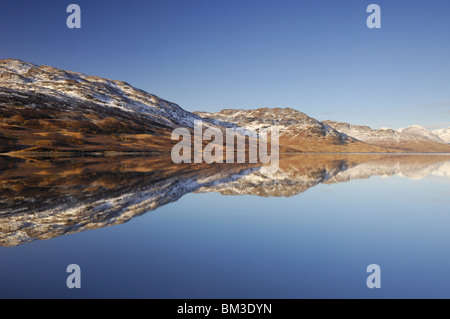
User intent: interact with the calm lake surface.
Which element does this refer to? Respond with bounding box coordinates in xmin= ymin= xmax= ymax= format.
xmin=0 ymin=154 xmax=449 ymax=298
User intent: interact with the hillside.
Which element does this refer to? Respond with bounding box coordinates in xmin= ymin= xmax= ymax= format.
xmin=195 ymin=108 xmax=396 ymax=153
xmin=0 ymin=59 xmax=201 ymax=154
xmin=1 ymin=59 xmax=449 ymax=155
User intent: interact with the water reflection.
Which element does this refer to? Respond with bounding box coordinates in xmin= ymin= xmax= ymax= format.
xmin=197 ymin=154 xmax=450 ymax=196
xmin=0 ymin=154 xmax=449 ymax=246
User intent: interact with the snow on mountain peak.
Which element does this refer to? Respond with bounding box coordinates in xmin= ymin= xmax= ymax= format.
xmin=324 ymin=120 xmax=450 ymax=152
xmin=397 ymin=125 xmax=445 ymax=143
xmin=0 ymin=59 xmax=199 ymax=128
xmin=195 ymin=107 xmax=343 ymax=140
xmin=0 ymin=59 xmax=37 ymax=75
xmin=433 ymin=127 xmax=450 ymax=144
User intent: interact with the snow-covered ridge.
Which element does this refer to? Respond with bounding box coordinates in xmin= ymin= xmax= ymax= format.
xmin=433 ymin=128 xmax=450 ymax=144
xmin=0 ymin=58 xmax=201 ymax=128
xmin=195 ymin=108 xmax=345 ymax=141
xmin=324 ymin=120 xmax=448 ymax=145
xmin=397 ymin=125 xmax=445 ymax=143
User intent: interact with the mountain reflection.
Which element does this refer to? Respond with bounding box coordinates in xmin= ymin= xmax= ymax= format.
xmin=196 ymin=154 xmax=450 ymax=197
xmin=0 ymin=154 xmax=449 ymax=246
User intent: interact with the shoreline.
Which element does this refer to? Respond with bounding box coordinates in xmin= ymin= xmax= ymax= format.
xmin=2 ymin=151 xmax=450 ymax=159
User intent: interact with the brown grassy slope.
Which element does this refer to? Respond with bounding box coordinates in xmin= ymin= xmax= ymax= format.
xmin=0 ymin=92 xmax=177 ymax=154
xmin=0 ymin=122 xmax=175 ymax=154
xmin=363 ymin=140 xmax=450 ymax=153
xmin=279 ymin=135 xmax=400 ymax=153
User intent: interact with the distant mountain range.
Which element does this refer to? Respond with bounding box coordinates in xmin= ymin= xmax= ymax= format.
xmin=323 ymin=121 xmax=450 ymax=152
xmin=1 ymin=59 xmax=449 ymax=154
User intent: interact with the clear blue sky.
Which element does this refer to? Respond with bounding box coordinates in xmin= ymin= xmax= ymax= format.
xmin=1 ymin=0 xmax=449 ymax=129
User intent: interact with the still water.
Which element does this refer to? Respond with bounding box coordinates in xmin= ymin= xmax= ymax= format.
xmin=0 ymin=154 xmax=449 ymax=298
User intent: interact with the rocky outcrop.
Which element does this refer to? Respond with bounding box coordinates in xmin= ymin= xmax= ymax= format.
xmin=195 ymin=108 xmax=394 ymax=153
